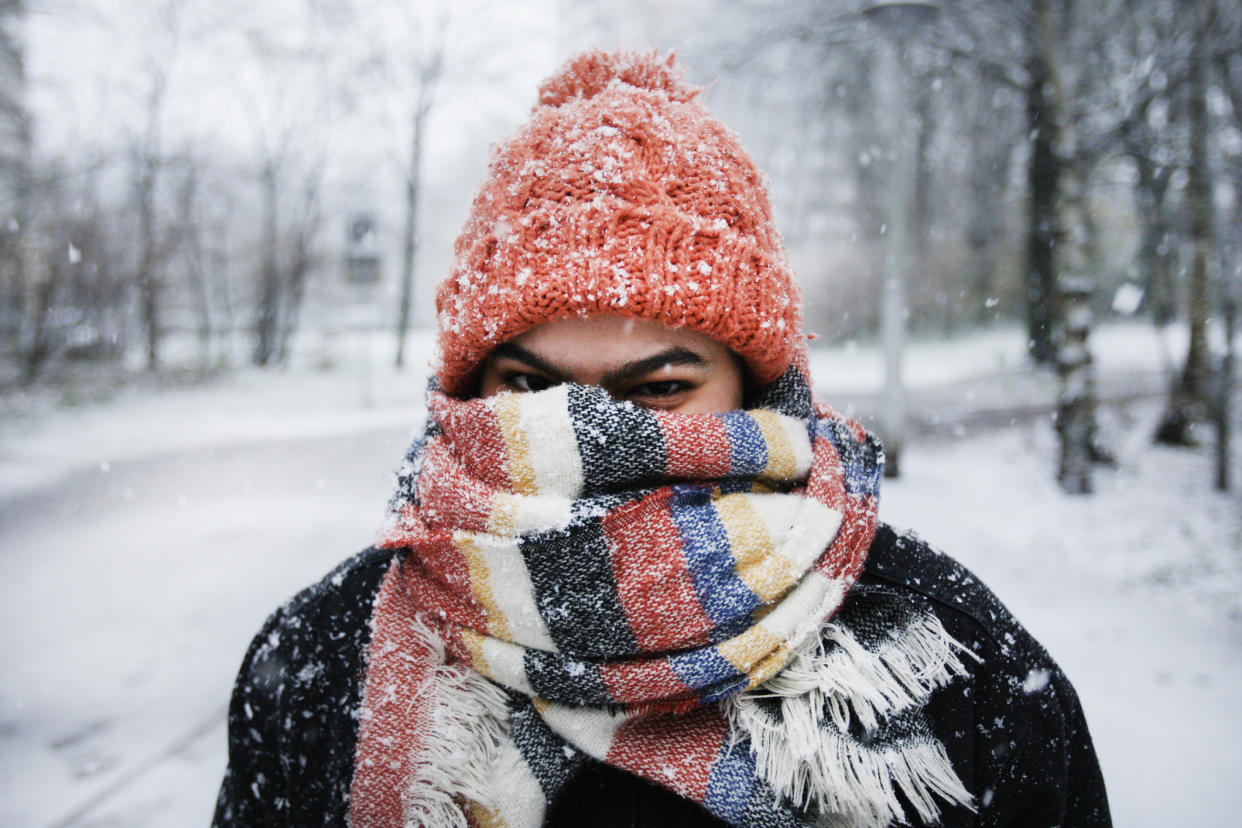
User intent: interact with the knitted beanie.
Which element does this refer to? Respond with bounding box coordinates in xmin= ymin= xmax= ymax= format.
xmin=435 ymin=49 xmax=803 ymax=395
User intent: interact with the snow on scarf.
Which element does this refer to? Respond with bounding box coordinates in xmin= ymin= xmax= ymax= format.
xmin=350 ymin=364 xmax=974 ymax=827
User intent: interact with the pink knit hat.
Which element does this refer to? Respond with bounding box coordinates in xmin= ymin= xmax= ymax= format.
xmin=435 ymin=50 xmax=803 ymax=395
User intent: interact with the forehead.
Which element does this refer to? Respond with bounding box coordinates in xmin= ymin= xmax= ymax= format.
xmin=508 ymin=316 xmax=731 ymax=363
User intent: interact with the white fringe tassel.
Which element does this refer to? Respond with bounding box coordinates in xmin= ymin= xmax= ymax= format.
xmin=400 ymin=618 xmax=513 ymax=828
xmin=727 ymin=610 xmax=978 ymax=827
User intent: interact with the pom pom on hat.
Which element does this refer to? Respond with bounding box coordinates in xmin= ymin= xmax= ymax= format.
xmin=536 ymin=50 xmax=700 ymax=108
xmin=435 ymin=49 xmax=804 ymax=396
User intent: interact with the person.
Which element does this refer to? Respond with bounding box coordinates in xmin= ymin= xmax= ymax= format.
xmin=213 ymin=50 xmax=1110 ymax=828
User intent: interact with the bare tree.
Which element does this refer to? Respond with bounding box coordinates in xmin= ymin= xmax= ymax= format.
xmin=1216 ymin=22 xmax=1242 ymax=489
xmin=1154 ymin=0 xmax=1223 ymax=445
xmin=234 ymin=4 xmax=336 ymax=367
xmin=275 ymin=166 xmax=323 ymax=364
xmin=171 ymin=155 xmax=213 ymax=370
xmin=353 ymin=0 xmax=512 ymax=368
xmin=126 ymin=0 xmax=186 ymax=372
xmin=0 ymin=0 xmax=32 ymax=376
xmin=393 ymin=19 xmax=442 ymax=370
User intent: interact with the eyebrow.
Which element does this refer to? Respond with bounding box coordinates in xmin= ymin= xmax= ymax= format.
xmin=489 ymin=342 xmax=708 ymax=387
xmin=490 ymin=342 xmax=572 ymax=381
xmin=602 ymin=347 xmax=707 ymax=386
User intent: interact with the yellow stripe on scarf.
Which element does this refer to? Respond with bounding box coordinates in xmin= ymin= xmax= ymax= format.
xmin=744 ymin=642 xmax=795 ymax=689
xmin=467 ymin=802 xmax=508 ymax=828
xmin=495 ymin=394 xmax=538 ymax=496
xmin=715 ymin=494 xmax=799 ymax=604
xmin=460 ymin=627 xmax=492 ymax=675
xmin=716 ymin=623 xmax=785 ymax=676
xmin=487 ymin=492 xmax=518 ymax=537
xmin=752 ymin=410 xmax=799 ymax=480
xmin=457 ymin=534 xmax=512 ymax=640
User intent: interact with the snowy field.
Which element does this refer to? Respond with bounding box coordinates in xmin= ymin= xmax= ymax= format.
xmin=1 ymin=323 xmax=1239 ymax=826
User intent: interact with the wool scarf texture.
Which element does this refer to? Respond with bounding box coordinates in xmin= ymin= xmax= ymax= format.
xmin=350 ymin=364 xmax=974 ymax=828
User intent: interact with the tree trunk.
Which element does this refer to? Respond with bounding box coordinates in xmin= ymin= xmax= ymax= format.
xmin=136 ymin=157 xmax=161 ymax=372
xmin=253 ymin=163 xmax=281 ymax=367
xmin=912 ymin=69 xmax=933 ymax=262
xmin=276 ymin=253 xmax=307 ymax=366
xmin=276 ymin=186 xmax=320 ymax=366
xmin=1056 ymin=277 xmax=1095 ymax=493
xmin=1155 ymin=5 xmax=1215 ymax=445
xmin=132 ymin=60 xmax=170 ymax=374
xmin=395 ymin=84 xmax=430 ymax=370
xmin=1024 ymin=27 xmax=1060 ymax=365
xmin=178 ymin=170 xmax=213 ymax=372
xmin=1218 ymin=280 xmax=1235 ymax=490
xmin=966 ymin=88 xmax=1008 ymax=325
xmin=1131 ymin=157 xmax=1176 ymax=324
xmin=19 ymin=257 xmax=61 ymax=385
xmin=210 ymin=213 xmax=236 ymax=365
xmin=910 ymin=70 xmax=944 ymax=330
xmin=3 ymin=0 xmax=32 ymax=361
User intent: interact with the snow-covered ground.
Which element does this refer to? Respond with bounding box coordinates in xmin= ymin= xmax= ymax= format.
xmin=1 ymin=323 xmax=1239 ymax=826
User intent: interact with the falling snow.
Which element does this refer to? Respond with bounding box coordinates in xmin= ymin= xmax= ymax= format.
xmin=0 ymin=325 xmax=1238 ymax=826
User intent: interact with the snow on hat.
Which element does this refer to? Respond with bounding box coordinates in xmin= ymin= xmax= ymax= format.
xmin=435 ymin=49 xmax=803 ymax=395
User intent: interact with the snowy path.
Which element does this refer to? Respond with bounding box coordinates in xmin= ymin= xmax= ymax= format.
xmin=0 ymin=428 xmax=412 ymax=826
xmin=881 ymin=402 xmax=1242 ymax=827
xmin=1 ymin=324 xmax=1239 ymax=826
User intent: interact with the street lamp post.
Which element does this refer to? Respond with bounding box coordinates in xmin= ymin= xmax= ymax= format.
xmin=345 ymin=212 xmax=383 ymax=409
xmin=862 ymin=2 xmax=939 ymax=479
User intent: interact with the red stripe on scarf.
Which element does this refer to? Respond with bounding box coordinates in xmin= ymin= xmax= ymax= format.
xmin=816 ymin=495 xmax=878 ymax=581
xmin=401 ymin=538 xmax=490 ymax=634
xmin=806 ymin=427 xmax=847 ymax=510
xmin=350 ymin=559 xmax=437 ymax=827
xmin=433 ymin=394 xmax=514 ymax=491
xmin=415 ymin=440 xmax=496 ymax=534
xmin=655 ymin=411 xmax=733 ymax=479
xmin=600 ymin=656 xmax=694 ymax=708
xmin=606 ymin=707 xmax=730 ymax=803
xmin=604 ymin=490 xmax=713 ymax=652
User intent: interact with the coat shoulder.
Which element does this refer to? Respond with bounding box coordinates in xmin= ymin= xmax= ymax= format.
xmin=212 ymin=546 xmax=399 ymax=826
xmin=278 ymin=545 xmax=398 ymax=638
xmin=862 ymin=523 xmax=1033 ymax=656
xmin=861 ymin=523 xmax=1111 ymax=827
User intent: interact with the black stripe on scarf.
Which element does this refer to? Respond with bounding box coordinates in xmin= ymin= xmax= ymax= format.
xmin=523 ymin=648 xmax=613 ymax=705
xmin=568 ymin=384 xmax=667 ymax=495
xmin=519 ymin=518 xmax=639 ymax=659
xmin=748 ymin=363 xmax=813 ymax=420
xmin=508 ymin=697 xmax=586 ymax=798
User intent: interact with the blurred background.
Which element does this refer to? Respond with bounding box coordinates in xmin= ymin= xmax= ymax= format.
xmin=0 ymin=0 xmax=1240 ymax=825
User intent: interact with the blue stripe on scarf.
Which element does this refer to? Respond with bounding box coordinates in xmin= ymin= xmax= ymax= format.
xmin=718 ymin=411 xmax=767 ymax=476
xmin=668 ymin=645 xmax=745 ymax=690
xmin=704 ymin=741 xmax=759 ymax=825
xmin=816 ymin=419 xmax=883 ymax=497
xmin=699 ymin=674 xmax=749 ymax=705
xmin=668 ymin=486 xmax=760 ymax=630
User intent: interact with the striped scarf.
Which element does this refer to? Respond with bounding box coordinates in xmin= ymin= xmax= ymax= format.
xmin=350 ymin=366 xmax=973 ymax=827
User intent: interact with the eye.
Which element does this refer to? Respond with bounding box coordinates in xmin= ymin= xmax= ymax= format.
xmin=505 ymin=372 xmax=556 ymax=393
xmin=627 ymin=379 xmax=690 ymax=399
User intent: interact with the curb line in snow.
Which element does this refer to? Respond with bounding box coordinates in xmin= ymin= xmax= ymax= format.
xmin=46 ymin=704 xmax=227 ymax=828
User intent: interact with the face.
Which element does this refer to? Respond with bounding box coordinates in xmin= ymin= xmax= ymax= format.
xmin=476 ymin=316 xmax=745 ymax=413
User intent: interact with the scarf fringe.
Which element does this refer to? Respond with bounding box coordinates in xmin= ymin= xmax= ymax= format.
xmin=733 ymin=711 xmax=973 ymax=828
xmin=726 ymin=609 xmax=977 ymax=827
xmin=400 ymin=618 xmax=513 ymax=828
xmin=760 ymin=608 xmax=979 ymax=733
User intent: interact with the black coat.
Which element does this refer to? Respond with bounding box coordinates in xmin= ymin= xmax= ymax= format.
xmin=213 ymin=524 xmax=1111 ymax=827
